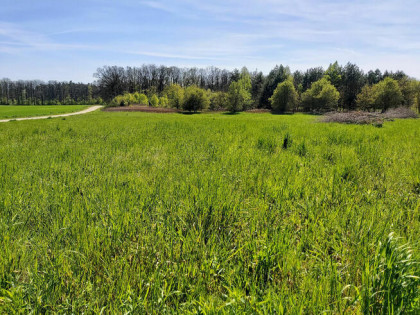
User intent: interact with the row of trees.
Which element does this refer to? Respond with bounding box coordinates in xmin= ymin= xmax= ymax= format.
xmin=108 ymin=65 xmax=420 ymax=113
xmin=96 ymin=63 xmax=420 ymax=112
xmin=1 ymin=62 xmax=419 ymax=112
xmin=0 ymin=79 xmax=103 ymax=105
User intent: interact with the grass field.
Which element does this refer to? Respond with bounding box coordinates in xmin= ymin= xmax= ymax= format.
xmin=0 ymin=111 xmax=419 ymax=313
xmin=0 ymin=105 xmax=89 ymax=119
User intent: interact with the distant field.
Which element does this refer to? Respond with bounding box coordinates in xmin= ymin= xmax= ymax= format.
xmin=0 ymin=105 xmax=89 ymax=119
xmin=0 ymin=112 xmax=418 ymax=313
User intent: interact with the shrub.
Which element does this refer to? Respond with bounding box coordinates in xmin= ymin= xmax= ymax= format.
xmin=208 ymin=91 xmax=228 ymax=111
xmin=150 ymin=94 xmax=159 ymax=107
xmin=182 ymin=85 xmax=210 ymax=112
xmin=133 ymin=92 xmax=148 ymax=105
xmin=356 ymin=85 xmax=377 ymax=111
xmin=159 ymin=95 xmax=169 ymax=107
xmin=282 ymin=133 xmax=292 ymax=149
xmin=301 ymin=78 xmax=339 ymax=112
xmin=164 ymin=84 xmax=184 ymax=109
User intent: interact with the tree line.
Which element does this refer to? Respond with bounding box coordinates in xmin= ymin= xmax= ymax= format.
xmin=98 ymin=62 xmax=420 ymax=113
xmin=1 ymin=62 xmax=419 ymax=112
xmin=0 ymin=79 xmax=102 ymax=105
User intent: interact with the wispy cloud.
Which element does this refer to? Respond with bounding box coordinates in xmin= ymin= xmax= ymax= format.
xmin=0 ymin=0 xmax=419 ymax=80
xmin=0 ymin=22 xmax=101 ymax=53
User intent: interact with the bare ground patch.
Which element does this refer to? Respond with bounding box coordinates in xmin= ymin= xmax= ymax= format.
xmin=103 ymin=105 xmax=179 ymax=113
xmin=320 ymin=107 xmax=418 ymax=124
xmin=245 ymin=109 xmax=272 ymax=113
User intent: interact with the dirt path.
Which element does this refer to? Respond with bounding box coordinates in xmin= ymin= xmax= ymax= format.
xmin=0 ymin=106 xmax=103 ymax=123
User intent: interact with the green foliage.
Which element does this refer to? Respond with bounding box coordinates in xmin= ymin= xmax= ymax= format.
xmin=133 ymin=92 xmax=148 ymax=105
xmin=357 ymin=78 xmax=406 ymax=112
xmin=150 ymin=94 xmax=159 ymax=107
xmin=208 ymin=91 xmax=228 ymax=111
xmin=259 ymin=65 xmax=291 ymax=108
xmin=110 ymin=94 xmax=130 ymax=106
xmin=164 ymin=84 xmax=184 ymax=109
xmin=302 ymin=67 xmax=325 ymax=91
xmin=227 ymin=69 xmax=252 ymax=112
xmin=414 ymin=81 xmax=420 ymax=113
xmin=109 ymin=91 xmax=162 ymax=107
xmin=0 ymin=108 xmax=419 ymax=313
xmin=357 ymin=85 xmax=377 ymax=111
xmin=325 ymin=61 xmax=342 ymax=89
xmin=341 ymin=63 xmax=366 ymax=110
xmin=239 ymin=67 xmax=252 ymax=91
xmin=375 ymin=77 xmax=403 ymax=112
xmin=159 ymin=95 xmax=169 ymax=107
xmin=397 ymin=77 xmax=416 ymax=108
xmin=227 ymin=81 xmax=250 ymax=112
xmin=269 ymin=77 xmax=298 ymax=113
xmin=182 ymin=85 xmax=209 ymax=111
xmin=302 ymin=77 xmax=340 ymax=112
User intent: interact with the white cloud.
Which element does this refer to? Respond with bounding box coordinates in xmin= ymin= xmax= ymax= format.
xmin=1 ymin=0 xmax=419 ymax=80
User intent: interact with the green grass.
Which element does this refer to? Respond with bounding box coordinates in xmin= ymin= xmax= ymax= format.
xmin=0 ymin=112 xmax=419 ymax=313
xmin=0 ymin=105 xmax=89 ymax=119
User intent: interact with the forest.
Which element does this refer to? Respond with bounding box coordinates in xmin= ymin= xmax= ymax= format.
xmin=1 ymin=62 xmax=419 ymax=113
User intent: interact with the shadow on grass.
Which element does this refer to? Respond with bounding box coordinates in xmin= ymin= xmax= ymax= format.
xmin=269 ymin=111 xmax=294 ymax=115
xmin=222 ymin=111 xmax=241 ymax=115
xmin=179 ymin=111 xmax=202 ymax=115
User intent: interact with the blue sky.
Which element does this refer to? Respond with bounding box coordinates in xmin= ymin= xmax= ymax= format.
xmin=1 ymin=0 xmax=419 ymax=82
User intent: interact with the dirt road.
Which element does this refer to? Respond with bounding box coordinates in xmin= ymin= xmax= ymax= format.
xmin=0 ymin=106 xmax=103 ymax=123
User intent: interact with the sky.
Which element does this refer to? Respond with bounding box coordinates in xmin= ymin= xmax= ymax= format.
xmin=0 ymin=0 xmax=419 ymax=82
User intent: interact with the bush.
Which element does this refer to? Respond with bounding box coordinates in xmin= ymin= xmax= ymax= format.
xmin=150 ymin=94 xmax=159 ymax=107
xmin=183 ymin=86 xmax=209 ymax=112
xmin=208 ymin=91 xmax=228 ymax=111
xmin=133 ymin=92 xmax=148 ymax=105
xmin=159 ymin=95 xmax=169 ymax=107
xmin=164 ymin=84 xmax=184 ymax=109
xmin=356 ymin=85 xmax=377 ymax=111
xmin=301 ymin=78 xmax=339 ymax=112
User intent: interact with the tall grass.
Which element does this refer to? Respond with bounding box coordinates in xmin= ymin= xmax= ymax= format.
xmin=0 ymin=111 xmax=418 ymax=313
xmin=361 ymin=233 xmax=419 ymax=314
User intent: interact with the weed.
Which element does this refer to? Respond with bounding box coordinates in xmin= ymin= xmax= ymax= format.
xmin=282 ymin=132 xmax=292 ymax=149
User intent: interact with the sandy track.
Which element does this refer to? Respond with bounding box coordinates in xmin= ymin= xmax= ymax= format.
xmin=0 ymin=106 xmax=103 ymax=123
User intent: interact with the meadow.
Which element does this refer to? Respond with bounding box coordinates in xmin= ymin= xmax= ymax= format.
xmin=0 ymin=111 xmax=419 ymax=313
xmin=0 ymin=105 xmax=88 ymax=119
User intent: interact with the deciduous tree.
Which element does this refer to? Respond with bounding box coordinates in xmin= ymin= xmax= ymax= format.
xmin=269 ymin=77 xmax=298 ymax=113
xmin=302 ymin=78 xmax=340 ymax=112
xmin=375 ymin=77 xmax=403 ymax=112
xmin=183 ymin=86 xmax=210 ymax=112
